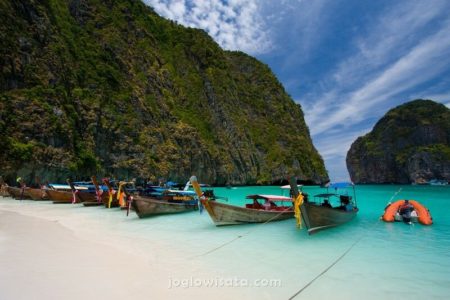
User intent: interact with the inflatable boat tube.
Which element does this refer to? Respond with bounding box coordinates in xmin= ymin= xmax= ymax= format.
xmin=382 ymin=199 xmax=433 ymax=225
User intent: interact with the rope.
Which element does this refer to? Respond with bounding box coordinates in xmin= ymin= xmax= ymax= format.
xmin=289 ymin=192 xmax=391 ymax=299
xmin=388 ymin=187 xmax=402 ymax=203
xmin=289 ymin=235 xmax=363 ymax=299
xmin=191 ymin=206 xmax=293 ymax=258
xmin=196 ymin=235 xmax=244 ymax=257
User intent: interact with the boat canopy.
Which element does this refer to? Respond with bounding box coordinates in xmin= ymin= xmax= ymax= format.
xmin=246 ymin=194 xmax=293 ymax=202
xmin=329 ymin=182 xmax=354 ymax=189
xmin=166 ymin=190 xmax=196 ymax=196
xmin=280 ymin=184 xmax=303 ymax=189
xmin=73 ymin=181 xmax=92 ymax=186
xmin=314 ymin=193 xmax=337 ymax=198
xmin=49 ymin=184 xmax=89 ymax=190
xmin=49 ymin=184 xmax=69 ymax=189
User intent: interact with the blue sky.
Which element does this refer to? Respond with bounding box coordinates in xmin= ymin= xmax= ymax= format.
xmin=143 ymin=0 xmax=450 ymax=181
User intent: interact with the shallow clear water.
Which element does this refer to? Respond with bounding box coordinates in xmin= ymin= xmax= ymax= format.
xmin=1 ymin=185 xmax=449 ymax=299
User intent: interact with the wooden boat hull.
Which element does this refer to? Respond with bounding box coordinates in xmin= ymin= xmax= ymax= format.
xmin=7 ymin=187 xmax=31 ymax=199
xmin=201 ymin=199 xmax=294 ymax=226
xmin=132 ymin=196 xmax=198 ymax=218
xmin=1 ymin=184 xmax=10 ymax=197
xmin=7 ymin=187 xmax=20 ymax=198
xmin=77 ymin=191 xmax=97 ymax=203
xmin=47 ymin=189 xmax=81 ymax=204
xmin=82 ymin=201 xmax=104 ymax=207
xmin=25 ymin=188 xmax=49 ymax=200
xmin=300 ymin=202 xmax=358 ymax=234
xmin=102 ymin=195 xmax=120 ymax=208
xmin=78 ymin=191 xmax=109 ymax=204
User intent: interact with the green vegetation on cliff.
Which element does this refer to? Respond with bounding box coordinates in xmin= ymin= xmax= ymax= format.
xmin=0 ymin=0 xmax=327 ymax=184
xmin=346 ymin=99 xmax=450 ymax=183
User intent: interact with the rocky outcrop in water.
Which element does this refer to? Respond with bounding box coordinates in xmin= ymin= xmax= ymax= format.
xmin=346 ymin=99 xmax=450 ymax=184
xmin=0 ymin=0 xmax=328 ymax=185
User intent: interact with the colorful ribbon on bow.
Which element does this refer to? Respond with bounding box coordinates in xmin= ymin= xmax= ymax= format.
xmin=108 ymin=190 xmax=113 ymax=208
xmin=96 ymin=189 xmax=103 ymax=203
xmin=294 ymin=193 xmax=304 ymax=229
xmin=72 ymin=189 xmax=79 ymax=204
xmin=117 ymin=182 xmax=126 ymax=207
xmin=126 ymin=195 xmax=133 ymax=216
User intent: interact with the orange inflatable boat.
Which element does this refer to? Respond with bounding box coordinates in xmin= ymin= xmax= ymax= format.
xmin=382 ymin=199 xmax=433 ymax=225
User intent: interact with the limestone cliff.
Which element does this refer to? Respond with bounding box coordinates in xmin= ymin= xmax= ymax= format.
xmin=346 ymin=99 xmax=450 ymax=183
xmin=0 ymin=0 xmax=328 ymax=185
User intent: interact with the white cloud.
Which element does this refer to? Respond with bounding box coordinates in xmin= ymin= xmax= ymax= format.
xmin=313 ymin=127 xmax=371 ymax=181
xmin=304 ymin=1 xmax=450 ymax=137
xmin=142 ymin=0 xmax=272 ymax=54
xmin=263 ymin=0 xmax=330 ymax=68
xmin=295 ymin=0 xmax=450 ymax=180
xmin=315 ymin=128 xmax=369 ymax=160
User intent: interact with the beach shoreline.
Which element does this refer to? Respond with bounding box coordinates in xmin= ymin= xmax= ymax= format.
xmin=0 ymin=197 xmax=286 ymax=300
xmin=0 ymin=207 xmax=170 ymax=300
xmin=2 ymin=186 xmax=449 ymax=300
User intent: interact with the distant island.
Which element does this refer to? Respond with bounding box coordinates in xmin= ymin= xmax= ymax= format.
xmin=0 ymin=0 xmax=328 ymax=185
xmin=347 ymin=99 xmax=450 ymax=184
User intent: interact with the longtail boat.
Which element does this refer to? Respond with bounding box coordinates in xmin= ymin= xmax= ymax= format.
xmin=190 ymin=176 xmax=293 ymax=226
xmin=7 ymin=186 xmax=31 ymax=200
xmin=77 ymin=191 xmax=98 ymax=203
xmin=0 ymin=184 xmax=10 ymax=197
xmin=26 ymin=188 xmax=49 ymax=200
xmin=290 ymin=178 xmax=359 ymax=235
xmin=0 ymin=177 xmax=10 ymax=197
xmin=67 ymin=178 xmax=104 ymax=206
xmin=131 ymin=190 xmax=198 ymax=218
xmin=81 ymin=176 xmax=108 ymax=207
xmin=7 ymin=186 xmax=23 ymax=199
xmin=47 ymin=180 xmax=82 ymax=204
xmin=25 ymin=177 xmax=49 ymax=200
xmin=47 ymin=189 xmax=78 ymax=204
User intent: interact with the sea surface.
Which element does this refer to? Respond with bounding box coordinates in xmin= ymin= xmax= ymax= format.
xmin=1 ymin=184 xmax=449 ymax=299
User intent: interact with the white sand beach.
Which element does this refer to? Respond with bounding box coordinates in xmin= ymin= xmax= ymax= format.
xmin=0 ymin=197 xmax=292 ymax=300
xmin=2 ymin=190 xmax=450 ymax=300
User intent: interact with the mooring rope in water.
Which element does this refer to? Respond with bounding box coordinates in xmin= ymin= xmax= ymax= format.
xmin=191 ymin=207 xmax=293 ymax=259
xmin=289 ymin=189 xmax=396 ymax=300
xmin=196 ymin=235 xmax=245 ymax=257
xmin=289 ymin=235 xmax=364 ymax=299
xmin=388 ymin=187 xmax=403 ymax=203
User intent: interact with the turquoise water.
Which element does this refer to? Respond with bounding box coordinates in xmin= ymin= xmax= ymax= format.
xmin=1 ymin=185 xmax=449 ymax=299
xmin=202 ymin=184 xmax=450 ymax=299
